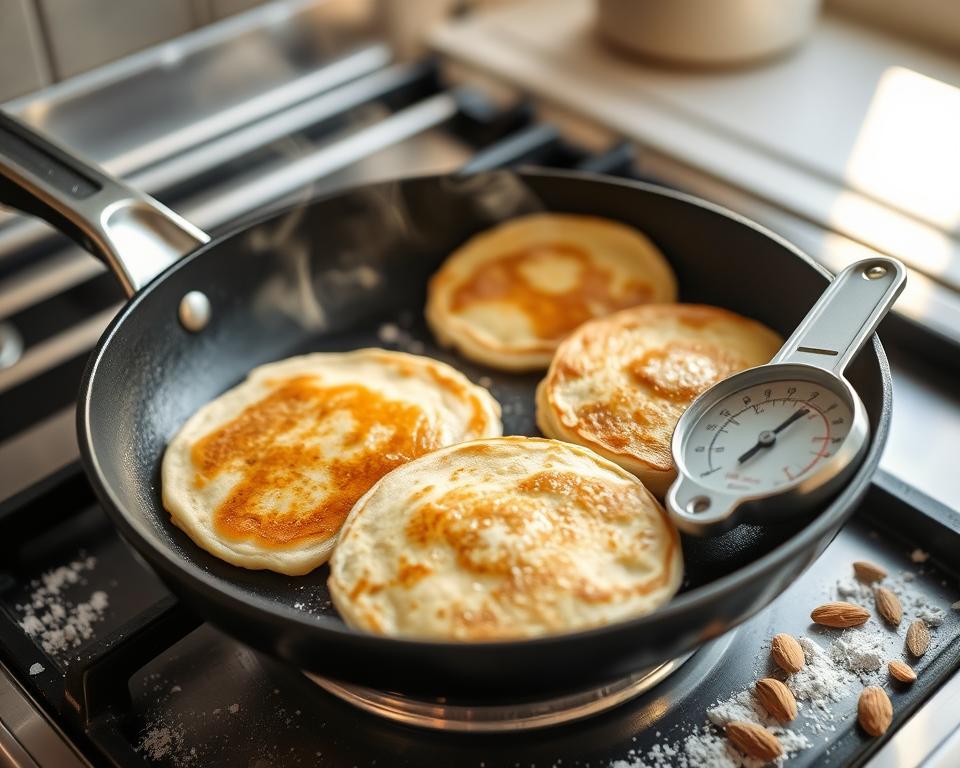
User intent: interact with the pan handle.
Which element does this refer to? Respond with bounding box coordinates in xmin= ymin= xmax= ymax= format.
xmin=0 ymin=110 xmax=209 ymax=297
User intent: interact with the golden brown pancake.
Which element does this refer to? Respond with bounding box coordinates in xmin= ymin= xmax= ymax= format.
xmin=536 ymin=305 xmax=782 ymax=496
xmin=329 ymin=436 xmax=683 ymax=640
xmin=162 ymin=349 xmax=502 ymax=575
xmin=425 ymin=213 xmax=677 ymax=371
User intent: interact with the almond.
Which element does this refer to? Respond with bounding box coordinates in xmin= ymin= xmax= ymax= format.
xmin=725 ymin=721 xmax=783 ymax=761
xmin=853 ymin=560 xmax=887 ymax=583
xmin=874 ymin=587 xmax=902 ymax=626
xmin=906 ymin=620 xmax=930 ymax=657
xmin=858 ymin=686 xmax=893 ymax=736
xmin=888 ymin=659 xmax=917 ymax=683
xmin=810 ymin=601 xmax=870 ymax=628
xmin=755 ymin=678 xmax=797 ymax=722
xmin=771 ymin=633 xmax=805 ymax=674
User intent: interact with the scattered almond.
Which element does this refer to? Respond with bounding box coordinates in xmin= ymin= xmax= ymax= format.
xmin=906 ymin=620 xmax=930 ymax=657
xmin=853 ymin=560 xmax=887 ymax=583
xmin=755 ymin=678 xmax=797 ymax=722
xmin=811 ymin=601 xmax=871 ymax=628
xmin=725 ymin=721 xmax=783 ymax=761
xmin=858 ymin=686 xmax=893 ymax=736
xmin=874 ymin=587 xmax=903 ymax=626
xmin=771 ymin=633 xmax=805 ymax=674
xmin=888 ymin=660 xmax=917 ymax=683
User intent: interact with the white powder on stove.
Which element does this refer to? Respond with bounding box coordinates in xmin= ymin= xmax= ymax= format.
xmin=707 ymin=690 xmax=770 ymax=727
xmin=916 ymin=606 xmax=945 ymax=627
xmin=775 ymin=729 xmax=812 ymax=753
xmin=611 ymin=729 xmax=736 ymax=768
xmin=787 ymin=637 xmax=852 ymax=710
xmin=610 ymin=561 xmax=953 ymax=768
xmin=825 ymin=568 xmax=952 ymax=684
xmin=835 ymin=576 xmax=872 ymax=603
xmin=28 ymin=662 xmax=44 ymax=675
xmin=680 ymin=729 xmax=738 ymax=768
xmin=13 ymin=556 xmax=110 ymax=656
xmin=895 ymin=583 xmax=946 ymax=627
xmin=835 ymin=570 xmax=945 ymax=629
xmin=614 ymin=689 xmax=809 ymax=767
xmin=830 ymin=627 xmax=886 ymax=679
xmin=139 ymin=724 xmax=185 ymax=761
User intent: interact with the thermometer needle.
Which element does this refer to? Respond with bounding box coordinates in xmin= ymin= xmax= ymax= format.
xmin=736 ymin=407 xmax=810 ymax=464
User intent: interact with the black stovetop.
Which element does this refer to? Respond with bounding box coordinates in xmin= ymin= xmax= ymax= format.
xmin=1 ymin=464 xmax=957 ymax=768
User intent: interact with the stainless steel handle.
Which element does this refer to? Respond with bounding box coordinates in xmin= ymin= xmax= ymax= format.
xmin=772 ymin=257 xmax=906 ymax=376
xmin=0 ymin=111 xmax=209 ymax=297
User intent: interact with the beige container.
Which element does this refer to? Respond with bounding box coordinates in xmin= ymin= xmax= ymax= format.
xmin=596 ymin=0 xmax=822 ymax=67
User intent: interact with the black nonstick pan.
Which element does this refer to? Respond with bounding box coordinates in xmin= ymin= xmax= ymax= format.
xmin=0 ymin=113 xmax=890 ymax=699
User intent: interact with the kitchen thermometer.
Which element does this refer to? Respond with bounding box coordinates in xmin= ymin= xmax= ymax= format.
xmin=666 ymin=257 xmax=905 ymax=535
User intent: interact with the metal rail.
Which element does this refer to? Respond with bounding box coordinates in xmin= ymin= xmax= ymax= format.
xmin=0 ymin=44 xmax=391 ymax=263
xmin=0 ymin=60 xmax=437 ymax=315
xmin=0 ymin=90 xmax=459 ymax=394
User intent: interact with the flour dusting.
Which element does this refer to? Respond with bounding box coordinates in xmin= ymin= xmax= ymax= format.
xmin=13 ymin=555 xmax=110 ymax=657
xmin=788 ymin=637 xmax=852 ymax=713
xmin=609 ymin=557 xmax=952 ymax=766
xmin=139 ymin=724 xmax=186 ymax=763
xmin=707 ymin=690 xmax=770 ymax=727
xmin=376 ymin=321 xmax=426 ymax=355
xmin=830 ymin=626 xmax=887 ymax=680
xmin=613 ymin=688 xmax=808 ymax=767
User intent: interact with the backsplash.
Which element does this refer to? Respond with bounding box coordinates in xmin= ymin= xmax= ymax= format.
xmin=0 ymin=0 xmax=268 ymax=101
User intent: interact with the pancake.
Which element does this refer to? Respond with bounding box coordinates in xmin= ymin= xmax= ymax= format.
xmin=425 ymin=213 xmax=677 ymax=371
xmin=536 ymin=304 xmax=782 ymax=497
xmin=162 ymin=349 xmax=502 ymax=576
xmin=328 ymin=436 xmax=683 ymax=640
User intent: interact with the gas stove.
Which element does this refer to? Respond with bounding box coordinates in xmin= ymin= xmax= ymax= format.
xmin=1 ymin=2 xmax=959 ymax=766
xmin=2 ymin=468 xmax=959 ymax=767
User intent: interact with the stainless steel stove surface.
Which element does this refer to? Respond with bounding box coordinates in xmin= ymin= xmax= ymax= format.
xmin=1 ymin=2 xmax=959 ymax=767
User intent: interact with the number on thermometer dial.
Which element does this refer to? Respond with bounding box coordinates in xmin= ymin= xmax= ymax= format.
xmin=682 ymin=380 xmax=852 ymax=494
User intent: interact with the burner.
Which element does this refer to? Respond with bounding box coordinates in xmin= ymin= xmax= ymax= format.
xmin=304 ymin=652 xmax=694 ymax=732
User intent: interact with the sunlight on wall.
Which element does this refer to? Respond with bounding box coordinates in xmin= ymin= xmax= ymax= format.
xmin=818 ymin=230 xmax=951 ymax=326
xmin=843 ymin=66 xmax=960 ymax=235
xmin=827 ymin=190 xmax=957 ymax=290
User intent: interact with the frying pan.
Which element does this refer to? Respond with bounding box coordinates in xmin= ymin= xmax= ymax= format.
xmin=0 ymin=113 xmax=890 ymax=699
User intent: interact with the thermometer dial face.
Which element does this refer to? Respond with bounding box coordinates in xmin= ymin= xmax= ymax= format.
xmin=681 ymin=379 xmax=853 ymax=494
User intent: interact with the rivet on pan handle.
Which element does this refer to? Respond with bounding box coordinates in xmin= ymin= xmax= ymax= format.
xmin=0 ymin=111 xmax=209 ymax=297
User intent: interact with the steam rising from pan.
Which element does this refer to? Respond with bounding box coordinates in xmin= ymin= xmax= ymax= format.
xmin=245 ymin=172 xmax=551 ymax=333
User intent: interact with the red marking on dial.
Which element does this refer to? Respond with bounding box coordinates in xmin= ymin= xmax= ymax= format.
xmin=791 ymin=402 xmax=832 ymax=479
